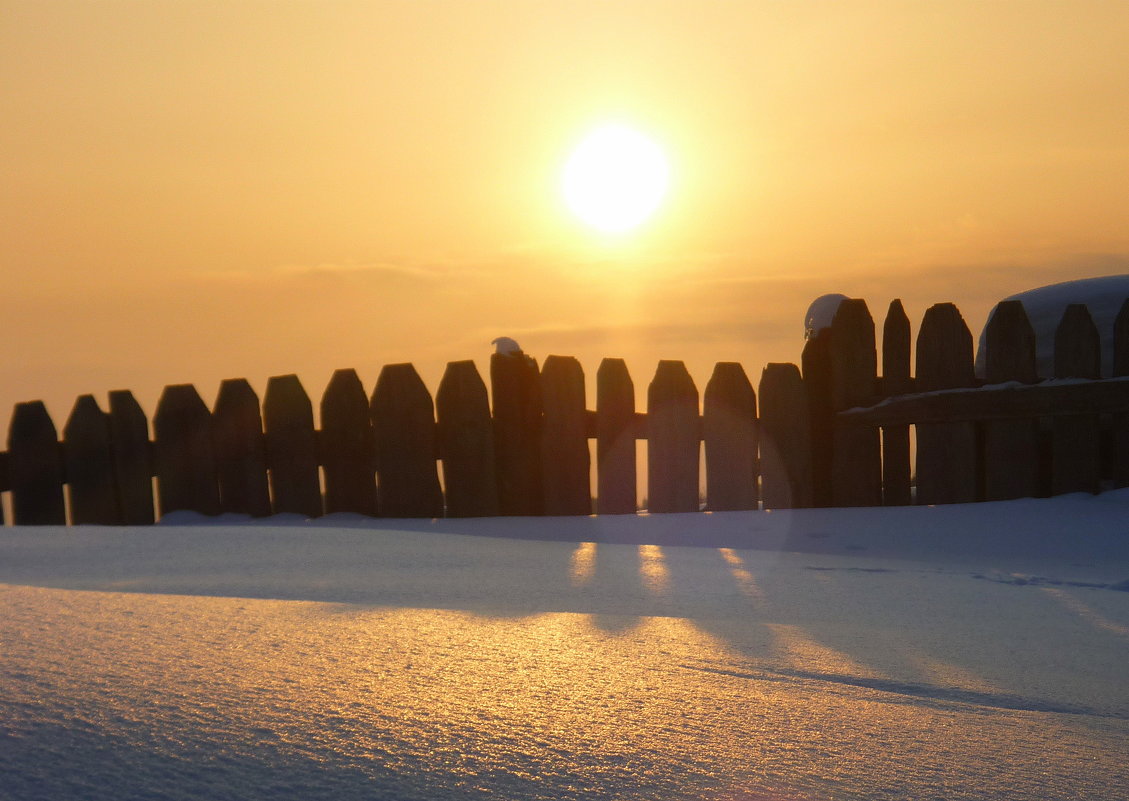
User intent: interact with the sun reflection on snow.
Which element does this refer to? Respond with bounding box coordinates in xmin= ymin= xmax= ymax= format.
xmin=718 ymin=548 xmax=764 ymax=600
xmin=569 ymin=541 xmax=597 ymax=587
xmin=637 ymin=544 xmax=670 ymax=594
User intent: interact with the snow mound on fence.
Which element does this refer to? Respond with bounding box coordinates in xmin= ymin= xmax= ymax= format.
xmin=975 ymin=275 xmax=1129 ymax=379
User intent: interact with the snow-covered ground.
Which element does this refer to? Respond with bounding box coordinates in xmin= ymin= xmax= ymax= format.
xmin=3 ymin=494 xmax=1129 ymax=800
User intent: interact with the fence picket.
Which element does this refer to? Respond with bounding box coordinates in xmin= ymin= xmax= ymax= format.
xmin=703 ymin=362 xmax=757 ymax=511
xmin=1052 ymin=305 xmax=1101 ymax=495
xmin=62 ymin=395 xmax=120 ymax=524
xmin=371 ymin=363 xmax=444 ymax=518
xmin=758 ymin=363 xmax=812 ymax=509
xmin=881 ymin=299 xmax=912 ymax=505
xmin=829 ymin=299 xmax=881 ymax=506
xmin=647 ymin=360 xmax=699 ymax=513
xmin=915 ymin=303 xmax=977 ymax=504
xmin=540 ymin=355 xmax=591 ymax=515
xmin=491 ymin=352 xmax=543 ymax=515
xmin=596 ymin=358 xmax=636 ymax=514
xmin=263 ymin=374 xmax=322 ymax=517
xmin=212 ymin=378 xmax=271 ymax=517
xmin=8 ymin=401 xmax=66 ymax=524
xmin=437 ymin=360 xmax=499 ymax=517
xmin=321 ymin=369 xmax=377 ymax=516
xmin=154 ymin=385 xmax=220 ymax=516
xmin=1114 ymin=299 xmax=1129 ymax=489
xmin=801 ymin=331 xmax=833 ymax=507
xmin=108 ymin=390 xmax=154 ymax=525
xmin=981 ymin=301 xmax=1040 ymax=500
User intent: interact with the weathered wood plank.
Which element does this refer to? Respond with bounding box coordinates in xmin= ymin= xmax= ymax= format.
xmin=647 ymin=360 xmax=699 ymax=513
xmin=596 ymin=358 xmax=636 ymax=514
xmin=829 ymin=299 xmax=881 ymax=507
xmin=211 ymin=379 xmax=271 ymax=517
xmin=62 ymin=395 xmax=120 ymax=524
xmin=1114 ymin=299 xmax=1129 ymax=489
xmin=915 ymin=302 xmax=977 ymax=505
xmin=8 ymin=401 xmax=66 ymax=524
xmin=801 ymin=330 xmax=833 ymax=507
xmin=263 ymin=374 xmax=322 ymax=518
xmin=491 ymin=351 xmax=543 ymax=515
xmin=154 ymin=384 xmax=220 ymax=517
xmin=540 ymin=355 xmax=591 ymax=516
xmin=108 ymin=390 xmax=154 ymax=524
xmin=980 ymin=300 xmax=1040 ymax=500
xmin=436 ymin=360 xmax=499 ymax=517
xmin=758 ymin=363 xmax=812 ymax=509
xmin=320 ymin=368 xmax=377 ymax=516
xmin=371 ymin=363 xmax=444 ymax=518
xmin=1052 ymin=304 xmax=1101 ymax=495
xmin=881 ymin=299 xmax=912 ymax=505
xmin=703 ymin=362 xmax=757 ymax=511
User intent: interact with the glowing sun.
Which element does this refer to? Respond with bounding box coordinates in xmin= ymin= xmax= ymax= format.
xmin=561 ymin=124 xmax=670 ymax=233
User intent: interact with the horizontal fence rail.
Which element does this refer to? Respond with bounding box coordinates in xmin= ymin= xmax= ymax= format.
xmin=3 ymin=295 xmax=1128 ymax=525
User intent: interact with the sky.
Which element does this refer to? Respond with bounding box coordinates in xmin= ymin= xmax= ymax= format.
xmin=4 ymin=1 xmax=1129 ymax=423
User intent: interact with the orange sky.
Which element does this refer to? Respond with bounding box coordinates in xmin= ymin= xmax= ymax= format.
xmin=4 ymin=1 xmax=1129 ymax=423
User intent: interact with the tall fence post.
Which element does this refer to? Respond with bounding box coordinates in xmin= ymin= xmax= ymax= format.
xmin=8 ymin=401 xmax=66 ymax=524
xmin=703 ymin=362 xmax=757 ymax=511
xmin=801 ymin=330 xmax=833 ymax=507
xmin=63 ymin=394 xmax=120 ymax=524
xmin=759 ymin=363 xmax=812 ymax=509
xmin=321 ymin=368 xmax=377 ymax=516
xmin=371 ymin=363 xmax=444 ymax=518
xmin=1052 ymin=304 xmax=1101 ymax=495
xmin=263 ymin=374 xmax=322 ymax=518
xmin=109 ymin=390 xmax=155 ymax=524
xmin=881 ymin=299 xmax=912 ymax=505
xmin=491 ymin=351 xmax=543 ymax=515
xmin=981 ymin=301 xmax=1040 ymax=500
xmin=540 ymin=355 xmax=591 ymax=515
xmin=154 ymin=384 xmax=220 ymax=517
xmin=829 ymin=299 xmax=882 ymax=506
xmin=212 ymin=378 xmax=271 ymax=517
xmin=647 ymin=360 xmax=699 ymax=513
xmin=437 ymin=360 xmax=499 ymax=517
xmin=1114 ymin=299 xmax=1129 ymax=489
xmin=596 ymin=358 xmax=636 ymax=514
xmin=915 ymin=303 xmax=977 ymax=504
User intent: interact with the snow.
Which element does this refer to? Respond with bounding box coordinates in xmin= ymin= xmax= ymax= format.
xmin=975 ymin=274 xmax=1129 ymax=379
xmin=2 ymin=495 xmax=1129 ymax=800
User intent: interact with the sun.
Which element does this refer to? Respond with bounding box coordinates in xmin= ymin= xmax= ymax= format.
xmin=561 ymin=123 xmax=670 ymax=234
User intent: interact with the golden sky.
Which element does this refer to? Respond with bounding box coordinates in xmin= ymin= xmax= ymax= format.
xmin=4 ymin=1 xmax=1129 ymax=421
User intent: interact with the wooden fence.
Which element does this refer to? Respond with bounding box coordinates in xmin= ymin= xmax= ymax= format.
xmin=2 ymin=295 xmax=1128 ymax=525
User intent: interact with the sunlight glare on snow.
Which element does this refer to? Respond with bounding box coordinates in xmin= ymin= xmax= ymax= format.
xmin=637 ymin=544 xmax=671 ymax=594
xmin=569 ymin=541 xmax=597 ymax=586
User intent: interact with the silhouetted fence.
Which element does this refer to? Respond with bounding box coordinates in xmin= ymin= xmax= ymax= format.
xmin=2 ymin=295 xmax=1128 ymax=525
